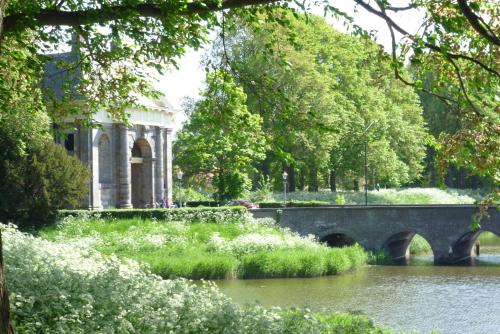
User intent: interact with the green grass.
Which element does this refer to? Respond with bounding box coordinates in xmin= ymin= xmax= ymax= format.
xmin=39 ymin=216 xmax=367 ymax=280
xmin=409 ymin=234 xmax=432 ymax=255
xmin=248 ymin=187 xmax=485 ymax=205
xmin=478 ymin=231 xmax=500 ymax=246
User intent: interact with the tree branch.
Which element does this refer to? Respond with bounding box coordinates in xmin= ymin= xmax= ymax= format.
xmin=447 ymin=56 xmax=481 ymax=116
xmin=457 ymin=0 xmax=500 ymax=46
xmin=4 ymin=0 xmax=278 ymax=32
xmin=353 ymin=0 xmax=499 ymax=77
xmin=386 ymin=5 xmax=416 ymax=12
xmin=381 ymin=2 xmax=462 ymax=113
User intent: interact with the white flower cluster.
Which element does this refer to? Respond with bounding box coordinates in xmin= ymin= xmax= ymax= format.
xmin=167 ymin=209 xmax=249 ymax=224
xmin=53 ymin=217 xmax=190 ymax=251
xmin=207 ymin=231 xmax=321 ymax=256
xmin=2 ymin=224 xmax=334 ymax=333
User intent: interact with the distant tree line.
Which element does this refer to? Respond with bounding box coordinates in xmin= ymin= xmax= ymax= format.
xmin=175 ymin=11 xmax=496 ymax=199
xmin=175 ymin=11 xmax=428 ymax=197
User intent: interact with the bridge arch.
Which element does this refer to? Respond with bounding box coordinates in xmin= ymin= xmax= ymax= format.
xmin=382 ymin=231 xmax=435 ymax=265
xmin=451 ymin=229 xmax=500 ymax=265
xmin=320 ymin=233 xmax=358 ymax=248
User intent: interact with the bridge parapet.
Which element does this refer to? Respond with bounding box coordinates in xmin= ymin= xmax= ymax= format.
xmin=249 ymin=205 xmax=499 ymax=265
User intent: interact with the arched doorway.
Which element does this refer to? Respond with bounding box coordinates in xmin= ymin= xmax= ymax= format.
xmin=131 ymin=139 xmax=153 ymax=208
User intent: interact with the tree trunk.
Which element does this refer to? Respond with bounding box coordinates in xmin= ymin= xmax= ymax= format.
xmin=286 ymin=166 xmax=296 ymax=192
xmin=0 ymin=2 xmax=15 ymax=332
xmin=329 ymin=169 xmax=337 ymax=192
xmin=308 ymin=168 xmax=318 ymax=192
xmin=353 ymin=179 xmax=359 ymax=191
xmin=260 ymin=155 xmax=271 ymax=180
xmin=0 ymin=233 xmax=13 ymax=334
xmin=298 ymin=170 xmax=305 ymax=191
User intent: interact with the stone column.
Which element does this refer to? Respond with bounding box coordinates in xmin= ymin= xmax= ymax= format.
xmin=154 ymin=127 xmax=164 ymax=206
xmin=163 ymin=128 xmax=173 ymax=206
xmin=78 ymin=127 xmax=90 ymax=208
xmin=89 ymin=127 xmax=102 ymax=209
xmin=118 ymin=125 xmax=132 ymax=208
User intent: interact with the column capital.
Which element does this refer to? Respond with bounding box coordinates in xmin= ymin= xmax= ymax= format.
xmin=165 ymin=128 xmax=174 ymax=135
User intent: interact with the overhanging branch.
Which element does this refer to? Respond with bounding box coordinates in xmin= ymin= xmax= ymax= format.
xmin=353 ymin=0 xmax=499 ymax=77
xmin=381 ymin=2 xmax=462 ymax=114
xmin=457 ymin=0 xmax=500 ymax=46
xmin=4 ymin=0 xmax=279 ymax=32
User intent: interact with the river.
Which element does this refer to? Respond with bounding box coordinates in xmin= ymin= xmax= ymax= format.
xmin=216 ymin=243 xmax=500 ymax=334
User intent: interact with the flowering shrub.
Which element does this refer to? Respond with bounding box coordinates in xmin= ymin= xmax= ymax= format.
xmin=3 ymin=224 xmax=387 ymax=333
xmin=207 ymin=232 xmax=320 ymax=256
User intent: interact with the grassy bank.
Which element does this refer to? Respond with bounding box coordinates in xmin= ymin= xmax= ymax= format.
xmin=247 ymin=187 xmax=484 ymax=205
xmin=410 ymin=235 xmax=432 ymax=255
xmin=2 ymin=225 xmax=390 ymax=333
xmin=39 ymin=215 xmax=368 ymax=279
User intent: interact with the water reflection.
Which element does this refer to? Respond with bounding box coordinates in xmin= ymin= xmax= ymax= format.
xmin=216 ymin=255 xmax=500 ymax=334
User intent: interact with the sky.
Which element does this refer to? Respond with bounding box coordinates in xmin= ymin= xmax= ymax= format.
xmin=159 ymin=1 xmax=423 ymax=128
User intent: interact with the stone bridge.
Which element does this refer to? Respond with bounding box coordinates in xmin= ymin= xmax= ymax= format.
xmin=250 ymin=205 xmax=500 ymax=265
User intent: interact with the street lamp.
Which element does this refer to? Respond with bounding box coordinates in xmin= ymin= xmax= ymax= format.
xmin=282 ymin=171 xmax=288 ymax=208
xmin=364 ymin=120 xmax=377 ymax=206
xmin=177 ymin=170 xmax=184 ymax=208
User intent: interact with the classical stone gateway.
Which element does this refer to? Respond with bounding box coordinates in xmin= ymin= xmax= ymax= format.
xmin=44 ymin=43 xmax=178 ymax=209
xmin=55 ymin=101 xmax=176 ymax=209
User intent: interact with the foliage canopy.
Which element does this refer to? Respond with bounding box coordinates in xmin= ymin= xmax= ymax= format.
xmin=175 ymin=71 xmax=266 ymax=200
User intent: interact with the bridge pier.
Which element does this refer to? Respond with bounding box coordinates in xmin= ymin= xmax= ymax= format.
xmin=445 ymin=232 xmax=481 ymax=265
xmin=384 ymin=232 xmax=414 ymax=265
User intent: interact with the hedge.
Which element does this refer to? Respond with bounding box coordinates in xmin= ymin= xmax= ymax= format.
xmin=57 ymin=207 xmax=248 ymax=223
xmin=258 ymin=201 xmax=331 ymax=208
xmin=185 ymin=201 xmax=223 ymax=207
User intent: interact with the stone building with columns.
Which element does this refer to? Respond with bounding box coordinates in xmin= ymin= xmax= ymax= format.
xmin=46 ymin=51 xmax=176 ymax=209
xmin=56 ymin=103 xmax=176 ymax=209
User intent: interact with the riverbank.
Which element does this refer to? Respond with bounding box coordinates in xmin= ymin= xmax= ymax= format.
xmin=2 ymin=224 xmax=390 ymax=333
xmin=39 ymin=214 xmax=368 ymax=279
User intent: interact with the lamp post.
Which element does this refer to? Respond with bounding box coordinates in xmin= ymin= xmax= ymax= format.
xmin=364 ymin=120 xmax=377 ymax=206
xmin=177 ymin=170 xmax=184 ymax=208
xmin=282 ymin=171 xmax=288 ymax=208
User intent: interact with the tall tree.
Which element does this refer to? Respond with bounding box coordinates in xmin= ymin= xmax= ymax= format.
xmin=174 ymin=71 xmax=266 ymax=201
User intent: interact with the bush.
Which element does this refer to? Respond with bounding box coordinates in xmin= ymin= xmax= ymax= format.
xmin=258 ymin=201 xmax=331 ymax=208
xmin=57 ymin=206 xmax=248 ymax=223
xmin=325 ymin=248 xmax=352 ymax=274
xmin=185 ymin=201 xmax=223 ymax=207
xmin=246 ymin=176 xmax=274 ymax=202
xmin=238 ymin=246 xmax=365 ymax=279
xmin=0 ymin=137 xmax=89 ymax=227
xmin=3 ymin=225 xmax=388 ymax=333
xmin=335 ymin=195 xmax=346 ymax=205
xmin=142 ymin=251 xmax=237 ymax=279
xmin=173 ymin=187 xmax=211 ymax=203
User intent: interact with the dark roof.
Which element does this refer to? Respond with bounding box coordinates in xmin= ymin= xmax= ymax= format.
xmin=42 ymin=51 xmax=81 ymax=101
